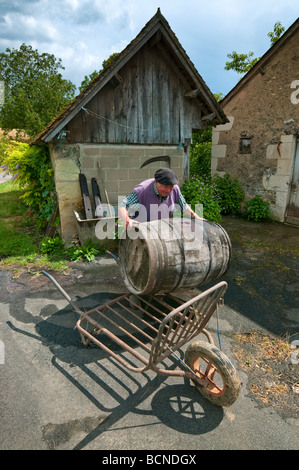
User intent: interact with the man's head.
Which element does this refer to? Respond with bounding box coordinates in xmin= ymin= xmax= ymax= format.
xmin=154 ymin=168 xmax=178 ymax=198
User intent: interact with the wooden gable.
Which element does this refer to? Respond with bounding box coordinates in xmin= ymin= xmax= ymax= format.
xmin=33 ymin=9 xmax=227 ymax=146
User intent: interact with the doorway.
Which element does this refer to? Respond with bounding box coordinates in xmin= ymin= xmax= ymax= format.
xmin=286 ymin=137 xmax=299 ymax=225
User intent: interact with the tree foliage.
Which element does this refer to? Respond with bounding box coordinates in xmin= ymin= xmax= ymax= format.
xmin=79 ymin=52 xmax=119 ymax=93
xmin=1 ymin=139 xmax=56 ymax=228
xmin=189 ymin=127 xmax=212 ymax=178
xmin=225 ymin=21 xmax=285 ymax=75
xmin=267 ymin=21 xmax=285 ymax=45
xmin=225 ymin=51 xmax=260 ymax=75
xmin=0 ymin=43 xmax=76 ymax=138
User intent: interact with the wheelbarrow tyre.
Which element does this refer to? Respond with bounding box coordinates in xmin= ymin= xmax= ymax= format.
xmin=184 ymin=341 xmax=241 ymax=407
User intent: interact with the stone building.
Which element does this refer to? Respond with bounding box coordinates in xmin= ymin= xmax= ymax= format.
xmin=211 ymin=18 xmax=299 ymax=225
xmin=33 ymin=9 xmax=227 ymax=243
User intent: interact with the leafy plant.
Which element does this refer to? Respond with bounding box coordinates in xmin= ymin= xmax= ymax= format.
xmin=225 ymin=22 xmax=285 ymax=76
xmin=66 ymin=240 xmax=101 ymax=262
xmin=0 ymin=180 xmax=40 ymax=258
xmin=0 ymin=139 xmax=57 ymax=228
xmin=181 ymin=177 xmax=222 ymax=222
xmin=213 ymin=173 xmax=245 ymax=215
xmin=79 ymin=52 xmax=120 ymax=92
xmin=244 ymin=195 xmax=271 ymax=222
xmin=0 ymin=43 xmax=76 ymax=138
xmin=40 ymin=236 xmax=65 ymax=254
xmin=189 ymin=127 xmax=212 ymax=178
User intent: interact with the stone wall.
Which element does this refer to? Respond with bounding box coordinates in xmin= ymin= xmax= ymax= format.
xmin=211 ymin=29 xmax=299 ymax=222
xmin=49 ymin=143 xmax=185 ymax=243
xmin=212 ymin=127 xmax=297 ymax=221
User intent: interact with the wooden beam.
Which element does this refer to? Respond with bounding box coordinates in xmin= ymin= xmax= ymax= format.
xmin=184 ymin=89 xmax=200 ymax=98
xmin=201 ymin=112 xmax=216 ymax=122
xmin=148 ymin=30 xmax=162 ymax=48
xmin=109 ymin=73 xmax=122 ymax=89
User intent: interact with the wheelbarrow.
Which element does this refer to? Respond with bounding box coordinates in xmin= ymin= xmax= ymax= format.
xmin=42 ymin=271 xmax=240 ymax=407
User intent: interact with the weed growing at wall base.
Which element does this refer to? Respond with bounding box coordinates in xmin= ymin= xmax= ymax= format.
xmin=244 ymin=195 xmax=271 ymax=222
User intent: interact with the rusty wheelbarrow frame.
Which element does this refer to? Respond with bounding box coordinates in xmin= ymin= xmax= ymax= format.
xmin=42 ymin=272 xmax=240 ymax=407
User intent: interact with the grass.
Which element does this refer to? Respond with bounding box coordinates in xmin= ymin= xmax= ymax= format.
xmin=0 ymin=180 xmax=109 ymax=276
xmin=0 ymin=181 xmax=40 ymax=257
xmin=0 ymin=180 xmax=70 ymax=275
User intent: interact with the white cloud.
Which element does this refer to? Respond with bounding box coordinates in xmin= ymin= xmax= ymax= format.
xmin=0 ymin=0 xmax=297 ymax=94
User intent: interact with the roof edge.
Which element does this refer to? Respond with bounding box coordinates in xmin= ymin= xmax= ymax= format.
xmin=221 ymin=17 xmax=299 ymax=107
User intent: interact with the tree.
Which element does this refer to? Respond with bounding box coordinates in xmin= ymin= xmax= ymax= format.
xmin=189 ymin=94 xmax=223 ymax=179
xmin=0 ymin=43 xmax=76 ymax=138
xmin=225 ymin=21 xmax=285 ymax=75
xmin=224 ymin=51 xmax=260 ymax=75
xmin=79 ymin=52 xmax=119 ymax=93
xmin=267 ymin=21 xmax=285 ymax=45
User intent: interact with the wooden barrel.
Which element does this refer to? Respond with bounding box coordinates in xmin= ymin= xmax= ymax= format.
xmin=118 ymin=218 xmax=231 ymax=295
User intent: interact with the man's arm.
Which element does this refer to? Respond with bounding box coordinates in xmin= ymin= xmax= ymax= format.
xmin=118 ymin=192 xmax=140 ymax=229
xmin=183 ymin=204 xmax=206 ymax=221
xmin=177 ymin=190 xmax=206 ymax=221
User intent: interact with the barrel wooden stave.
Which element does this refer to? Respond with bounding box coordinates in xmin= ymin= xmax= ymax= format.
xmin=119 ymin=218 xmax=231 ymax=295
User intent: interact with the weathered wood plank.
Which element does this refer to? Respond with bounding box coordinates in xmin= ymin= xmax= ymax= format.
xmin=66 ymin=42 xmax=202 ymax=145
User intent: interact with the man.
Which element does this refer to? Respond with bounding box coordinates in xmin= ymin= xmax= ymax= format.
xmin=118 ymin=168 xmax=204 ymax=230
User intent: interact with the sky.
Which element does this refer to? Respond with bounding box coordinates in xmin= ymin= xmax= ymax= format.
xmin=0 ymin=0 xmax=298 ymax=97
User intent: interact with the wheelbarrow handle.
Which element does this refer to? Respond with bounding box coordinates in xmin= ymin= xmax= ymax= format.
xmin=41 ymin=271 xmax=84 ymax=315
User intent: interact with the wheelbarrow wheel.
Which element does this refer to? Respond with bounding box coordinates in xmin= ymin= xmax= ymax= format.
xmin=184 ymin=341 xmax=241 ymax=407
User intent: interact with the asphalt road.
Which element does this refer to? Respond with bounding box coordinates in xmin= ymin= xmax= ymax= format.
xmin=0 ymin=217 xmax=298 ymax=451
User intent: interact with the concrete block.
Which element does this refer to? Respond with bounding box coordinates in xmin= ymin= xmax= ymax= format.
xmin=56 ymin=181 xmax=81 ymax=200
xmin=212 ymin=131 xmax=220 ymax=145
xmin=266 ymin=145 xmax=279 ymax=159
xmin=212 ymin=144 xmax=227 ymax=158
xmin=119 ymin=156 xmax=141 ymax=169
xmin=98 ymin=156 xmax=119 ymax=169
xmin=214 ymin=116 xmax=234 ymax=132
xmin=280 ymin=134 xmax=295 ymax=144
xmin=128 ymin=168 xmax=151 ymax=181
xmin=54 ymin=159 xmax=80 ymax=181
xmin=211 ymin=158 xmax=218 ymax=171
xmin=124 ymin=146 xmax=145 ymax=157
xmin=101 ymin=145 xmax=124 ymax=157
xmin=80 ymin=156 xmax=97 ymax=169
xmin=279 ymin=142 xmax=294 ymax=159
xmin=83 ymin=146 xmax=102 ymax=157
xmin=119 ymin=180 xmax=141 ymax=195
xmin=277 ymin=158 xmax=292 ymax=175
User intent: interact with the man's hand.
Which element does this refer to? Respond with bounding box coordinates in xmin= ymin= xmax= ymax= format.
xmin=126 ymin=217 xmax=139 ymax=230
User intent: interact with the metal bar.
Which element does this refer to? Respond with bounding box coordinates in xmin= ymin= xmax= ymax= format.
xmin=41 ymin=271 xmax=84 ymax=315
xmin=75 ymin=282 xmax=227 ymax=383
xmin=105 ymin=305 xmax=153 ymax=348
xmin=76 ymin=322 xmax=150 ymax=371
xmin=114 ymin=301 xmax=159 ymax=334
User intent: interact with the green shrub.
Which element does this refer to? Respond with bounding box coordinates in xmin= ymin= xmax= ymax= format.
xmin=66 ymin=241 xmax=101 ymax=262
xmin=244 ymin=195 xmax=271 ymax=221
xmin=189 ymin=128 xmax=212 ymax=178
xmin=181 ymin=177 xmax=222 ymax=222
xmin=213 ymin=173 xmax=245 ymax=215
xmin=40 ymin=236 xmax=102 ymax=262
xmin=0 ymin=139 xmax=57 ymax=229
xmin=40 ymin=236 xmax=65 ymax=254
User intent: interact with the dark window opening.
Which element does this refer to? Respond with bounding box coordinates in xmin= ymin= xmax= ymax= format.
xmin=239 ymin=135 xmax=252 ymax=154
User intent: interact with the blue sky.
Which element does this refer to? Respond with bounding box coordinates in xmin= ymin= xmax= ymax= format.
xmin=0 ymin=0 xmax=298 ymax=96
